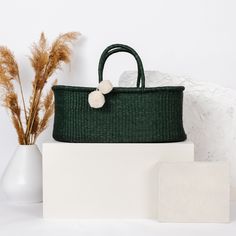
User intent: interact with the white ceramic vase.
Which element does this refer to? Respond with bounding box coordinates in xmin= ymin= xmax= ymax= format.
xmin=1 ymin=144 xmax=42 ymax=203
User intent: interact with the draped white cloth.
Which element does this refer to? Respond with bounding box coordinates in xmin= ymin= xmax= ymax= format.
xmin=119 ymin=71 xmax=236 ymax=197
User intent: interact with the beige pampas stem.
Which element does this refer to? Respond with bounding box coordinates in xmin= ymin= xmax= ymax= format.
xmin=0 ymin=32 xmax=80 ymax=144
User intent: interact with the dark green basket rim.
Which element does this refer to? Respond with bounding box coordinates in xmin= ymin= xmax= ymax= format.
xmin=52 ymin=85 xmax=185 ymax=93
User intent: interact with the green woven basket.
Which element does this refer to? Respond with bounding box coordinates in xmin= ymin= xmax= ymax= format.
xmin=52 ymin=44 xmax=187 ymax=143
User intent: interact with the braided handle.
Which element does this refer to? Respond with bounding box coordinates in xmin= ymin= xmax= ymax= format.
xmin=98 ymin=44 xmax=145 ymax=88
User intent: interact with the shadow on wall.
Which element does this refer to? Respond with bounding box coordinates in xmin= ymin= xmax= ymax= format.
xmin=119 ymin=71 xmax=236 ymax=186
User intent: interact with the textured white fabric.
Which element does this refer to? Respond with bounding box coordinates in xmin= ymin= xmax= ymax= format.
xmin=119 ymin=71 xmax=236 ymax=194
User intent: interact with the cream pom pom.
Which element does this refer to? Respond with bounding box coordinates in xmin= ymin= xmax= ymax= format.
xmin=98 ymin=80 xmax=113 ymax=94
xmin=88 ymin=90 xmax=105 ymax=108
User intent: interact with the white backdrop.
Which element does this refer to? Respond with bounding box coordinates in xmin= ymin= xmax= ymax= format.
xmin=1 ymin=0 xmax=236 ymax=176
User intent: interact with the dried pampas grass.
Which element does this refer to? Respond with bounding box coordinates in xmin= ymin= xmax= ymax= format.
xmin=0 ymin=32 xmax=80 ymax=144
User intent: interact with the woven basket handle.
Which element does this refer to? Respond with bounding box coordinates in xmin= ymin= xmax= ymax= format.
xmin=100 ymin=48 xmax=142 ymax=87
xmin=98 ymin=44 xmax=145 ymax=88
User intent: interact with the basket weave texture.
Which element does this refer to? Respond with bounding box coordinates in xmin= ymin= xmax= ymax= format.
xmin=53 ymin=44 xmax=187 ymax=143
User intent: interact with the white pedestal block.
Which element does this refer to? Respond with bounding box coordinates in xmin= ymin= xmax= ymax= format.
xmin=43 ymin=141 xmax=194 ymax=219
xmin=158 ymin=162 xmax=230 ymax=223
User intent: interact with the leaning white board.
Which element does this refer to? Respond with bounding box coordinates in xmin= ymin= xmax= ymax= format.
xmin=157 ymin=162 xmax=230 ymax=223
xmin=43 ymin=142 xmax=194 ymax=219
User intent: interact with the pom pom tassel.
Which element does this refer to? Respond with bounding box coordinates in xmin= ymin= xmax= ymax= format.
xmin=98 ymin=80 xmax=113 ymax=94
xmin=88 ymin=80 xmax=113 ymax=108
xmin=88 ymin=91 xmax=105 ymax=108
